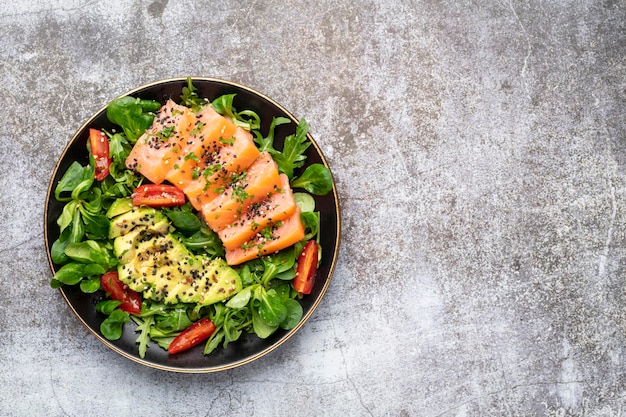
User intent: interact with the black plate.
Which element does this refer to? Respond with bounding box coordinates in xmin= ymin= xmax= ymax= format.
xmin=44 ymin=77 xmax=341 ymax=372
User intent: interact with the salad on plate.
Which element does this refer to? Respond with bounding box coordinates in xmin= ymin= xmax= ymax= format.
xmin=49 ymin=78 xmax=334 ymax=359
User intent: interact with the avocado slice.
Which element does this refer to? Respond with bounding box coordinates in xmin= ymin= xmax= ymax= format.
xmin=112 ymin=211 xmax=241 ymax=306
xmin=144 ymin=257 xmax=242 ymax=306
xmin=106 ymin=197 xmax=134 ymax=219
xmin=109 ymin=207 xmax=171 ymax=239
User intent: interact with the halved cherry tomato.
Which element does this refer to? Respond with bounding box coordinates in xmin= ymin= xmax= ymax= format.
xmin=168 ymin=318 xmax=216 ymax=354
xmin=132 ymin=184 xmax=186 ymax=207
xmin=294 ymin=240 xmax=319 ymax=295
xmin=89 ymin=128 xmax=111 ymax=181
xmin=100 ymin=271 xmax=142 ymax=314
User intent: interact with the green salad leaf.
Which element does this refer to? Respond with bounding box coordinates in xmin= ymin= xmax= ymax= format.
xmin=50 ymin=80 xmax=334 ymax=359
xmin=106 ymin=96 xmax=161 ymax=143
xmin=291 ymin=163 xmax=333 ymax=195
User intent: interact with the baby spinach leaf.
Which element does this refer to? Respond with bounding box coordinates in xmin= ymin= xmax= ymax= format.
xmin=55 ymin=162 xmax=93 ymax=202
xmin=51 ymin=226 xmax=72 ymax=264
xmin=280 ymin=299 xmax=303 ymax=330
xmin=53 ymin=262 xmax=87 ymax=286
xmin=291 ymin=164 xmax=333 ymax=195
xmin=300 ymin=211 xmax=321 ymax=242
xmin=252 ymin=308 xmax=278 ymax=339
xmin=106 ymin=96 xmax=160 ymax=143
xmin=64 ymin=240 xmax=115 ymax=269
xmin=82 ymin=263 xmax=107 ymax=277
xmin=256 ymin=288 xmax=288 ymax=327
xmin=81 ymin=211 xmax=110 ymax=240
xmin=80 ymin=276 xmax=101 ymax=293
xmin=163 ymin=205 xmax=202 ymax=235
xmin=96 ymin=300 xmax=122 ymax=315
xmin=57 ymin=200 xmax=78 ymax=234
xmin=100 ymin=309 xmax=130 ymax=340
xmin=70 ymin=204 xmax=84 ymax=243
xmin=225 ymin=285 xmax=255 ymax=309
xmin=293 ymin=192 xmax=316 ymax=213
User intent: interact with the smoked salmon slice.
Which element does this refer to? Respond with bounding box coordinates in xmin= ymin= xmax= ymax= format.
xmin=224 ymin=208 xmax=305 ymax=265
xmin=184 ymin=127 xmax=260 ymax=211
xmin=218 ymin=174 xmax=297 ymax=251
xmin=165 ymin=105 xmax=237 ymax=190
xmin=201 ymin=151 xmax=281 ymax=232
xmin=125 ymin=100 xmax=195 ymax=184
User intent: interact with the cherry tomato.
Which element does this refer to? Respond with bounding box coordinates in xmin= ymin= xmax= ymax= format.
xmin=100 ymin=271 xmax=142 ymax=315
xmin=168 ymin=318 xmax=216 ymax=354
xmin=294 ymin=240 xmax=319 ymax=295
xmin=89 ymin=128 xmax=111 ymax=181
xmin=132 ymin=184 xmax=186 ymax=207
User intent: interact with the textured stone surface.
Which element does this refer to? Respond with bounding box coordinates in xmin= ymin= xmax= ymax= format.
xmin=0 ymin=0 xmax=624 ymax=416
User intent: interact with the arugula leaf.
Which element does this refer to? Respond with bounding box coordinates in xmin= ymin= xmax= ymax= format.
xmin=272 ymin=119 xmax=310 ymax=178
xmin=254 ymin=116 xmax=291 ymax=153
xmin=211 ymin=93 xmax=261 ymax=130
xmin=108 ymin=133 xmax=132 ymax=167
xmin=155 ymin=308 xmax=192 ymax=333
xmin=180 ymin=77 xmax=204 ymax=111
xmin=133 ymin=315 xmax=155 ymax=359
xmin=180 ymin=226 xmax=225 ymax=256
xmin=204 ymin=329 xmax=225 ymax=355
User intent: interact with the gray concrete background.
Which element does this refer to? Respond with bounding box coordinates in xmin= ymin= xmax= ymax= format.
xmin=0 ymin=0 xmax=624 ymax=416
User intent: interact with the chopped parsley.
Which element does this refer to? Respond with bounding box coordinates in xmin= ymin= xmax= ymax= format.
xmin=184 ymin=152 xmax=199 ymax=162
xmin=219 ymin=136 xmax=236 ymax=145
xmin=190 ymin=122 xmax=205 ymax=136
xmin=155 ymin=125 xmax=175 ymax=141
xmin=203 ymin=164 xmax=221 ymax=177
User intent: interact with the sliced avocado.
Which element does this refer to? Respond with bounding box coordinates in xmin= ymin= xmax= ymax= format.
xmin=117 ymin=232 xmax=190 ymax=292
xmin=106 ymin=197 xmax=134 ymax=219
xmin=109 ymin=207 xmax=170 ymax=239
xmin=194 ymin=258 xmax=242 ymax=306
xmin=113 ymin=223 xmax=241 ymax=306
xmin=143 ymin=255 xmax=242 ymax=306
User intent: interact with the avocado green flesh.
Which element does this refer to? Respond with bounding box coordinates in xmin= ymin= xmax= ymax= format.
xmin=106 ymin=197 xmax=134 ymax=219
xmin=111 ymin=207 xmax=241 ymax=306
xmin=109 ymin=206 xmax=171 ymax=239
